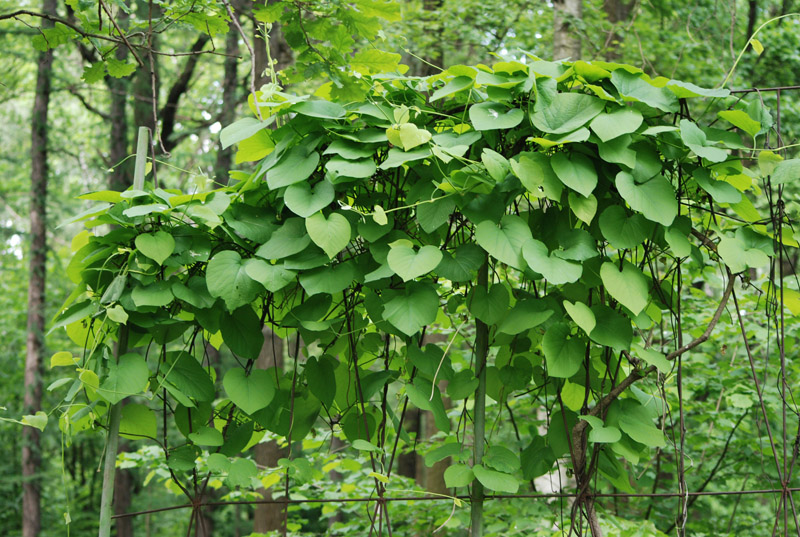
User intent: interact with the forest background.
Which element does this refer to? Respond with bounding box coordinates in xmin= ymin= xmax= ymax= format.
xmin=1 ymin=0 xmax=800 ymax=536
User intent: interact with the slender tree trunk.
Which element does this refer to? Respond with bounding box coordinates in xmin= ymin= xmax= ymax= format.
xmin=602 ymin=0 xmax=634 ymax=60
xmin=22 ymin=1 xmax=57 ymax=535
xmin=253 ymin=328 xmax=285 ymax=532
xmin=215 ymin=20 xmax=240 ymax=186
xmin=553 ymin=0 xmax=583 ymax=60
xmin=254 ymin=0 xmax=293 ymax=89
xmin=113 ymin=449 xmax=134 ymax=537
xmin=107 ymin=7 xmax=130 ymax=192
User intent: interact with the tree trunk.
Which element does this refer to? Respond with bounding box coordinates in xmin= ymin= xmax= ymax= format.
xmin=254 ymin=0 xmax=293 ymax=89
xmin=113 ymin=447 xmax=134 ymax=537
xmin=553 ymin=0 xmax=583 ymax=60
xmin=253 ymin=328 xmax=285 ymax=533
xmin=215 ymin=21 xmax=240 ymax=186
xmin=22 ymin=1 xmax=57 ymax=536
xmin=107 ymin=8 xmax=130 ymax=191
xmin=602 ymin=0 xmax=634 ymax=60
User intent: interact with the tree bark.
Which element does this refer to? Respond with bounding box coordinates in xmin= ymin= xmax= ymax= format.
xmin=253 ymin=327 xmax=285 ymax=533
xmin=113 ymin=445 xmax=134 ymax=537
xmin=106 ymin=7 xmax=130 ymax=191
xmin=253 ymin=0 xmax=293 ymax=89
xmin=22 ymin=1 xmax=57 ymax=535
xmin=602 ymin=0 xmax=634 ymax=60
xmin=553 ymin=0 xmax=583 ymax=60
xmin=214 ymin=21 xmax=240 ymax=186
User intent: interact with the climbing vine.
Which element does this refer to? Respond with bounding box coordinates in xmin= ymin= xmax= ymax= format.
xmin=48 ymin=56 xmax=797 ymax=534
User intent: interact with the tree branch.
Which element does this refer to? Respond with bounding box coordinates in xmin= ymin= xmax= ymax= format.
xmin=159 ymin=34 xmax=210 ymax=153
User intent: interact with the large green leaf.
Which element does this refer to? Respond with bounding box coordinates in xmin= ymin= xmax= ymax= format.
xmin=589 ymin=107 xmax=643 ymax=142
xmin=220 ymin=117 xmax=274 ymax=149
xmin=266 ymin=146 xmax=320 ymax=189
xmin=568 ymin=192 xmax=597 ymax=224
xmin=542 ymin=323 xmax=584 ymax=378
xmin=618 ymin=400 xmax=666 ymax=448
xmin=472 ymin=464 xmax=519 ymax=493
xmin=305 ymin=356 xmax=337 ymax=408
xmin=135 ymin=231 xmax=175 ymax=265
xmin=379 ymin=147 xmax=430 ymax=169
xmin=416 ymin=196 xmax=456 ymax=233
xmin=599 ymin=206 xmax=652 ymax=249
xmin=305 ymin=212 xmax=351 ymax=259
xmin=772 ymin=159 xmax=800 ymax=185
xmin=244 ymin=259 xmax=295 ymax=292
xmin=496 ymin=299 xmax=553 ymax=335
xmin=717 ymin=110 xmax=760 ymax=138
xmin=119 ymin=403 xmax=157 ymax=440
xmin=131 ymin=281 xmax=173 ymax=308
xmin=563 ymin=300 xmax=596 ymax=336
xmin=381 ymin=283 xmax=439 ymax=336
xmin=611 ymin=70 xmax=678 ymax=112
xmin=284 ymin=180 xmax=335 ymax=218
xmin=435 ymin=244 xmax=484 ymax=282
xmin=510 ymin=153 xmax=563 ymax=201
xmin=223 ymin=369 xmax=275 ymax=415
xmin=162 ymin=352 xmax=215 ymax=402
xmin=531 ymin=93 xmax=605 ymax=134
xmin=220 ymin=307 xmax=264 ymax=359
xmin=326 ymin=157 xmax=377 ymax=180
xmin=467 ymin=285 xmax=509 ymax=326
xmin=679 ymin=120 xmax=728 ymax=163
xmin=206 ymin=250 xmax=261 ymax=310
xmin=299 ymin=262 xmax=356 ymax=296
xmin=600 ymin=261 xmax=649 ymax=315
xmin=615 ymin=172 xmax=677 ymax=226
xmin=444 ymin=464 xmax=474 ymax=488
xmin=469 ymin=102 xmax=524 ymax=131
xmin=431 ymin=76 xmax=474 ymax=101
xmin=387 ymin=241 xmax=442 ymax=281
xmin=386 ymin=123 xmax=432 ymax=150
xmin=291 ymin=99 xmax=346 ymax=119
xmin=256 ymin=218 xmax=311 ymax=260
xmin=551 ymin=152 xmax=598 ymax=197
xmin=522 ymin=238 xmax=582 ymax=284
xmin=98 ymin=353 xmax=150 ymax=404
xmin=589 ymin=305 xmax=632 ymax=350
xmin=474 ymin=215 xmax=531 ymax=269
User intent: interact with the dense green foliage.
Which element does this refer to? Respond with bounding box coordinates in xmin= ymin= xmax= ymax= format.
xmin=3 ymin=0 xmax=800 ymax=536
xmin=46 ymin=55 xmax=800 ymax=535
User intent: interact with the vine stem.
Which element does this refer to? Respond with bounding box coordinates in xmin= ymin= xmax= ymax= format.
xmin=470 ymin=259 xmax=489 ymax=537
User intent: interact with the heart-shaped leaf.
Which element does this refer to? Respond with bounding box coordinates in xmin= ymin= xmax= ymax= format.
xmin=469 ymin=102 xmax=524 ymax=131
xmin=474 ymin=215 xmax=531 ymax=269
xmin=468 ymin=285 xmax=509 ymax=325
xmin=381 ymin=283 xmax=439 ymax=336
xmin=600 ymin=261 xmax=649 ymax=315
xmin=568 ymin=192 xmax=597 ymax=224
xmin=589 ymin=107 xmax=643 ymax=142
xmin=135 ymin=231 xmax=175 ymax=265
xmin=616 ymin=171 xmax=677 ymax=226
xmin=206 ymin=250 xmax=261 ymax=311
xmin=386 ymin=123 xmax=432 ymax=151
xmin=98 ymin=353 xmax=150 ymax=404
xmin=223 ymin=368 xmax=275 ymax=415
xmin=551 ymin=152 xmax=598 ymax=197
xmin=522 ymin=238 xmax=582 ymax=285
xmin=563 ymin=300 xmax=596 ymax=335
xmin=305 ymin=212 xmax=351 ymax=259
xmin=542 ymin=323 xmax=584 ymax=378
xmin=387 ymin=242 xmax=443 ymax=281
xmin=284 ymin=180 xmax=334 ymax=217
